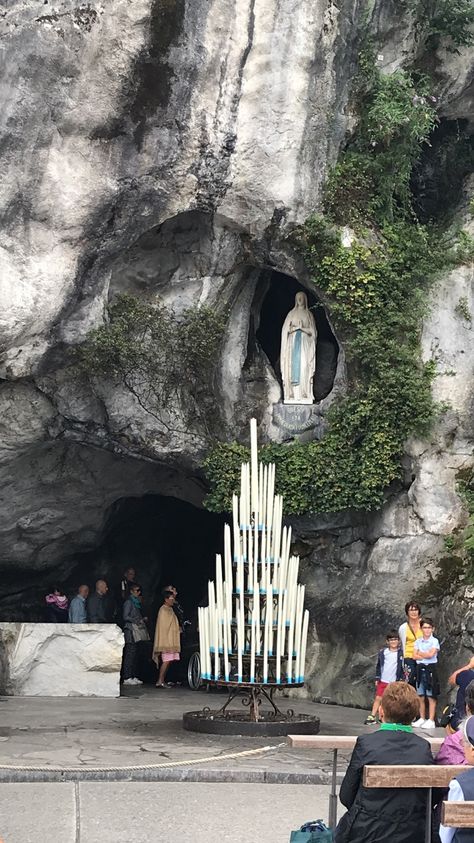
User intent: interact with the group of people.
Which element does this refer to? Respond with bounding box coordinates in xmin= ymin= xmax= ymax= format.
xmin=336 ymin=598 xmax=474 ymax=842
xmin=336 ymin=680 xmax=474 ymax=843
xmin=44 ymin=568 xmax=183 ymax=689
xmin=366 ymin=600 xmax=440 ymax=730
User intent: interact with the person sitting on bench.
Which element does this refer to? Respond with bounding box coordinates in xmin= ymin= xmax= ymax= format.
xmin=439 ymin=714 xmax=474 ymax=843
xmin=335 ymin=681 xmax=434 ymax=843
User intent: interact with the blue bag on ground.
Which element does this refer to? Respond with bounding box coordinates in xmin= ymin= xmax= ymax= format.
xmin=290 ymin=820 xmax=333 ymax=842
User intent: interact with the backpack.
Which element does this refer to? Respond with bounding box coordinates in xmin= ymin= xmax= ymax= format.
xmin=290 ymin=820 xmax=333 ymax=842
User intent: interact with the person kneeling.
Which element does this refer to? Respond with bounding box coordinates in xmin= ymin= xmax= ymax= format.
xmin=335 ymin=682 xmax=434 ymax=843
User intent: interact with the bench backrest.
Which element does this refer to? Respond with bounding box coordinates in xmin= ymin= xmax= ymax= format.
xmin=442 ymin=801 xmax=474 ymax=828
xmin=364 ymin=765 xmax=472 ymax=788
xmin=288 ymin=735 xmax=444 ymax=751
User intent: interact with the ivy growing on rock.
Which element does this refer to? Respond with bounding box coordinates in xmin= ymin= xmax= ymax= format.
xmin=401 ymin=0 xmax=474 ymax=52
xmin=77 ymin=294 xmax=226 ymax=439
xmin=204 ymin=44 xmax=474 ymax=515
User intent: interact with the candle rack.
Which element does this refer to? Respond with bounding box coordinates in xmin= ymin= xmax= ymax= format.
xmin=183 ymin=418 xmax=320 ymax=736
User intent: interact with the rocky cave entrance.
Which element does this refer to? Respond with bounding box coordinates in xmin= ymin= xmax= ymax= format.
xmin=69 ymin=494 xmax=226 ymax=625
xmin=254 ymin=270 xmax=339 ymax=402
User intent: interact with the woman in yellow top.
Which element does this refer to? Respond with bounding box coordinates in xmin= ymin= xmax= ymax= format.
xmin=398 ymin=601 xmax=423 ymax=687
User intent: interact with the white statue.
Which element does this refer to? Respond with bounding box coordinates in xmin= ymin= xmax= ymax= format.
xmin=280 ymin=292 xmax=317 ymax=404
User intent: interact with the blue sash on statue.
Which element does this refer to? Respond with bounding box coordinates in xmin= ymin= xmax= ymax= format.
xmin=291 ymin=329 xmax=302 ymax=385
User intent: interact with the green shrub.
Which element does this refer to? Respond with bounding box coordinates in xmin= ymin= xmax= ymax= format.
xmin=77 ymin=294 xmax=226 ymax=438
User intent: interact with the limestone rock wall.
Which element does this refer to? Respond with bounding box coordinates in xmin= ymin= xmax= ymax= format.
xmin=0 ymin=624 xmax=124 ymax=697
xmin=0 ymin=0 xmax=473 ymax=704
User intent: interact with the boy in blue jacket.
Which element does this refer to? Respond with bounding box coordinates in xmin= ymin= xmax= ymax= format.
xmin=365 ymin=630 xmax=404 ymax=725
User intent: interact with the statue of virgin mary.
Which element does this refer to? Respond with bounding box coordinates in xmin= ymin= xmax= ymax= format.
xmin=280 ymin=292 xmax=317 ymax=404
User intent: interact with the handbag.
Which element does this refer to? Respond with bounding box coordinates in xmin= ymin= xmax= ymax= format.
xmin=290 ymin=820 xmax=333 ymax=842
xmin=131 ymin=621 xmax=150 ymax=643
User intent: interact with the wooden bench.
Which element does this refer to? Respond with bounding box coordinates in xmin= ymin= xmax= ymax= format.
xmin=365 ymin=765 xmax=474 ymax=843
xmin=442 ymin=800 xmax=474 ymax=827
xmin=287 ymin=735 xmax=444 ymax=829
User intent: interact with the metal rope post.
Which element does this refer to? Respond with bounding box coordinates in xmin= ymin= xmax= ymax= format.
xmin=425 ymin=787 xmax=432 ymax=843
xmin=328 ymin=748 xmax=338 ymax=829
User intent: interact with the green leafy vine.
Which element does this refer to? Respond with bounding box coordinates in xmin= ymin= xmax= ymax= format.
xmin=204 ymin=48 xmax=473 ymax=515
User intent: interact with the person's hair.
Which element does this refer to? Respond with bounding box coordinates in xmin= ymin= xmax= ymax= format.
xmin=404 ymin=601 xmax=421 ymax=616
xmin=130 ymin=583 xmax=142 ymax=593
xmin=386 ymin=630 xmax=400 ymax=641
xmin=420 ymin=617 xmax=434 ymax=628
xmin=465 ymin=680 xmax=474 ymax=715
xmin=162 ymin=589 xmax=174 ymax=600
xmin=50 ymin=585 xmax=64 ymax=594
xmin=381 ymin=682 xmax=420 ymax=725
xmin=462 ymin=715 xmax=474 ymax=747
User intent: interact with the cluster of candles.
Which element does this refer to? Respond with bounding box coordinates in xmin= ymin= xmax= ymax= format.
xmin=198 ymin=418 xmax=310 ymax=686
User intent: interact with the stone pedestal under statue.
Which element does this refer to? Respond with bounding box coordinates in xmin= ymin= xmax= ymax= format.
xmin=0 ymin=623 xmax=124 ymax=697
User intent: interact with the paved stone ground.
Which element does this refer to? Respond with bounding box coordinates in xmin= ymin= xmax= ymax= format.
xmin=0 ymin=688 xmax=446 ymax=841
xmin=0 ymin=686 xmax=443 ymax=783
xmin=0 ymin=781 xmax=330 ymax=843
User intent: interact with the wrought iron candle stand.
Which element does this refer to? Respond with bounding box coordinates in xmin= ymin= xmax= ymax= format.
xmin=183 ymin=419 xmax=320 ymax=736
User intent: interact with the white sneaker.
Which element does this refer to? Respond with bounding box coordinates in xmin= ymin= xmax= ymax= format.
xmin=412 ymin=718 xmax=425 ymax=727
xmin=132 ymin=678 xmax=143 ymax=685
xmin=421 ymin=719 xmax=436 ymax=730
xmin=123 ymin=678 xmax=136 ymax=686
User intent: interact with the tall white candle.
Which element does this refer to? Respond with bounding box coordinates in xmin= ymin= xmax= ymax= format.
xmin=237 ymin=596 xmax=243 ymax=682
xmin=254 ymin=573 xmax=261 ymax=655
xmin=300 ymin=610 xmax=310 ymax=683
xmin=263 ymin=615 xmax=269 ymax=685
xmin=250 ymin=609 xmax=256 ymax=683
xmin=294 ymin=585 xmax=305 ymax=682
xmin=223 ymin=608 xmax=230 ymax=681
xmin=201 ymin=607 xmax=208 ymax=680
xmin=214 ymin=600 xmax=219 ymax=680
xmin=215 ymin=553 xmax=224 ymax=654
xmin=250 ymin=418 xmax=258 ymax=518
xmin=266 ymin=583 xmax=273 ymax=657
xmin=198 ymin=607 xmax=204 ymax=678
xmin=232 ymin=495 xmax=240 ymax=562
xmin=275 ymin=587 xmax=283 ymax=683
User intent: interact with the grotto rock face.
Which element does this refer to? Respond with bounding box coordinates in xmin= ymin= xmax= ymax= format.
xmin=0 ymin=0 xmax=473 ymax=703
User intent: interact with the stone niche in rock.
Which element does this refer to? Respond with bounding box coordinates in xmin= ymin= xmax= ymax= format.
xmin=247 ymin=270 xmax=343 ymax=440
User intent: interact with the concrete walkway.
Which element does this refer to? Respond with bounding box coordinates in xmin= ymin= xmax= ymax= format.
xmin=0 ymin=687 xmax=444 ymax=783
xmin=0 ymin=781 xmax=330 ymax=843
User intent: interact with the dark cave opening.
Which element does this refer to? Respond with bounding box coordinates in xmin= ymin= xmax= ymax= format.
xmin=255 ymin=270 xmax=339 ymax=402
xmin=69 ymin=495 xmax=226 ymax=625
xmin=411 ymin=118 xmax=474 ymax=222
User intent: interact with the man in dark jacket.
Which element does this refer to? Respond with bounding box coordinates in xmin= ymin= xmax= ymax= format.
xmin=335 ymin=681 xmax=434 ymax=843
xmin=87 ymin=579 xmax=115 ymax=623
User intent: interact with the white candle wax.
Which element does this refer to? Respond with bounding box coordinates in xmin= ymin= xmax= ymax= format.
xmin=275 ymin=588 xmax=283 ymax=683
xmin=202 ymin=608 xmax=208 ymax=680
xmin=237 ymin=596 xmax=243 ymax=682
xmin=214 ymin=600 xmax=219 ymax=680
xmin=232 ymin=497 xmax=240 ymax=562
xmin=280 ymin=588 xmax=288 ymax=663
xmin=254 ymin=572 xmax=261 ymax=655
xmin=250 ymin=609 xmax=256 ymax=683
xmin=223 ymin=607 xmax=230 ymax=681
xmin=198 ymin=607 xmax=204 ymax=678
xmin=215 ymin=553 xmax=224 ymax=653
xmin=294 ymin=585 xmax=305 ymax=682
xmin=263 ymin=619 xmax=268 ymax=685
xmin=266 ymin=583 xmax=273 ymax=657
xmin=300 ymin=610 xmax=310 ymax=683
xmin=250 ymin=418 xmax=258 ymax=517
